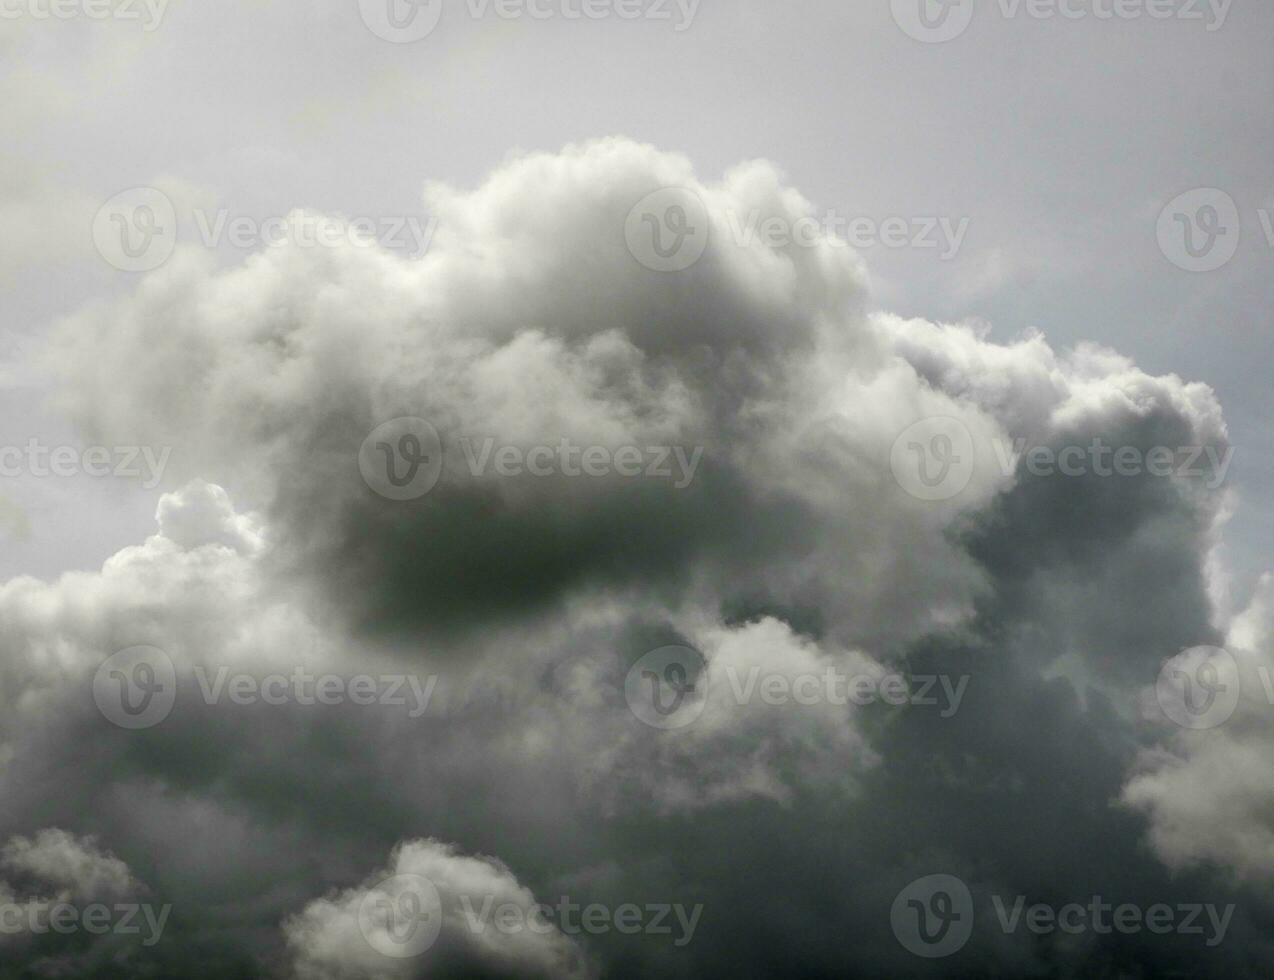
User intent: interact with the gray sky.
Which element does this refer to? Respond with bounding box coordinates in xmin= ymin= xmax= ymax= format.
xmin=2 ymin=4 xmax=1273 ymax=977
xmin=2 ymin=0 xmax=1270 ymax=589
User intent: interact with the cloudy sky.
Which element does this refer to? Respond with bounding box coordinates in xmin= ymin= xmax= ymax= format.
xmin=1 ymin=1 xmax=1273 ymax=976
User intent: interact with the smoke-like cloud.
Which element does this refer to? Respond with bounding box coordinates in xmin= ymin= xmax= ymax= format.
xmin=0 ymin=138 xmax=1260 ymax=977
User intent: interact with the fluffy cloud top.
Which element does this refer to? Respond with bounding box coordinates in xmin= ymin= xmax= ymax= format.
xmin=285 ymin=839 xmax=592 ymax=980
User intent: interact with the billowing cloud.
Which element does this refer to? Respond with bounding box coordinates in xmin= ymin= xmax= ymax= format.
xmin=0 ymin=137 xmax=1260 ymax=977
xmin=1 ymin=829 xmax=139 ymax=903
xmin=285 ymin=838 xmax=593 ymax=980
xmin=0 ymin=828 xmax=164 ymax=975
xmin=1124 ymin=575 xmax=1274 ymax=881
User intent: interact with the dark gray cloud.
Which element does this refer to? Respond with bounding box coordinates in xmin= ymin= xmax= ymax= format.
xmin=0 ymin=139 xmax=1264 ymax=980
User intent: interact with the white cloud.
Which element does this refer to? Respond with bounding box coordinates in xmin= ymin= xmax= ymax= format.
xmin=284 ymin=838 xmax=593 ymax=980
xmin=1124 ymin=574 xmax=1274 ymax=880
xmin=1 ymin=828 xmax=139 ymax=903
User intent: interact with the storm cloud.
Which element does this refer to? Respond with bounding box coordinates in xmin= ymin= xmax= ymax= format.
xmin=0 ymin=135 xmax=1265 ymax=979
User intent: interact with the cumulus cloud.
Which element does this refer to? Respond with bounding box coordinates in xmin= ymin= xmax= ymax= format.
xmin=0 ymin=137 xmax=1260 ymax=976
xmin=1 ymin=829 xmax=139 ymax=903
xmin=285 ymin=838 xmax=592 ymax=980
xmin=1124 ymin=575 xmax=1274 ymax=880
xmin=590 ymin=616 xmax=884 ymax=813
xmin=0 ymin=828 xmax=157 ymax=975
xmin=45 ymin=138 xmax=975 ymax=652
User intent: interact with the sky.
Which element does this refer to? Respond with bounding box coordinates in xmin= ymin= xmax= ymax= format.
xmin=1 ymin=1 xmax=1273 ymax=977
